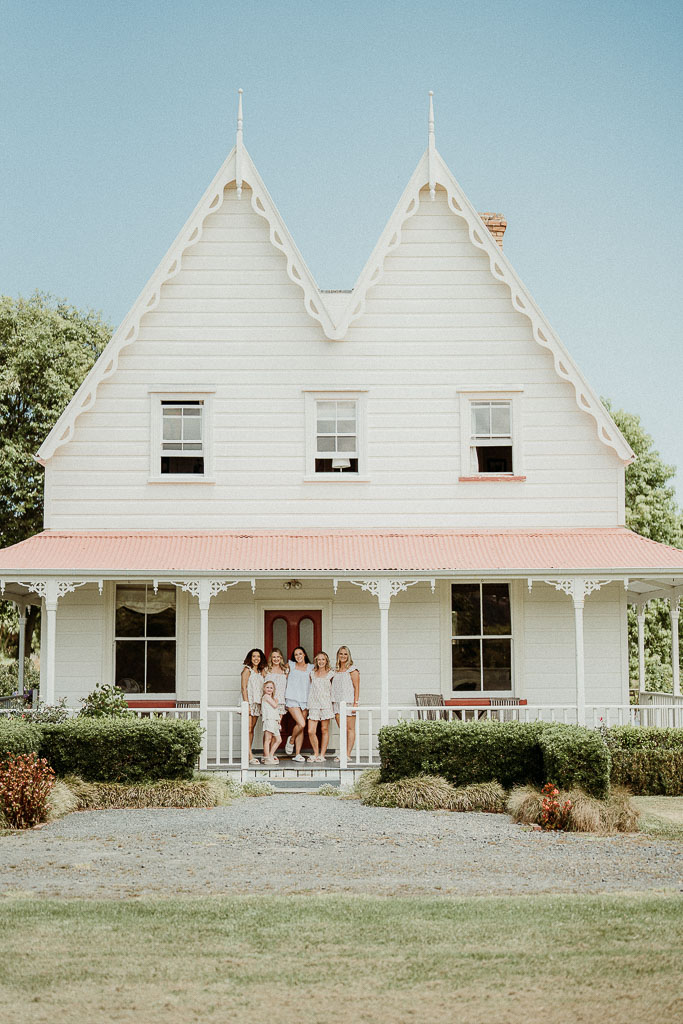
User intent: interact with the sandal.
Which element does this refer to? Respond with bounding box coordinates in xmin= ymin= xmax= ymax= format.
xmin=292 ymin=754 xmax=305 ymax=762
xmin=307 ymin=755 xmax=318 ymax=763
xmin=249 ymin=757 xmax=260 ymax=765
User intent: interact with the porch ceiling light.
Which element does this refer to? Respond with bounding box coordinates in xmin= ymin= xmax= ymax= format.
xmin=283 ymin=580 xmax=302 ymax=590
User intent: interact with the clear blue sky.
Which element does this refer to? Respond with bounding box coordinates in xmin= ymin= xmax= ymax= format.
xmin=2 ymin=0 xmax=681 ymax=499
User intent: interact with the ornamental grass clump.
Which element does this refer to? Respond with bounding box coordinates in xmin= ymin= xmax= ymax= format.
xmin=0 ymin=752 xmax=55 ymax=829
xmin=507 ymin=783 xmax=639 ymax=834
xmin=241 ymin=781 xmax=275 ymax=797
xmin=63 ymin=775 xmax=233 ymax=809
xmin=355 ymin=769 xmax=506 ymax=812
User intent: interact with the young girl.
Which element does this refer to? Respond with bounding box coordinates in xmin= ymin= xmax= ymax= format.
xmin=240 ymin=648 xmax=266 ymax=766
xmin=260 ymin=680 xmax=281 ymax=765
xmin=332 ymin=645 xmax=360 ymax=761
xmin=264 ymin=648 xmax=288 ymax=719
xmin=307 ymin=651 xmax=334 ymax=762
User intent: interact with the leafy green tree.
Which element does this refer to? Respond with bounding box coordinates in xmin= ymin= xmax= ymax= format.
xmin=0 ymin=293 xmax=111 ymax=660
xmin=605 ymin=402 xmax=683 ymax=690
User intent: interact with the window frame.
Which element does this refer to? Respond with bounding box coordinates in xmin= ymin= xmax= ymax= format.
xmin=457 ymin=387 xmax=525 ymax=481
xmin=148 ymin=387 xmax=216 ymax=483
xmin=114 ymin=583 xmax=178 ymax=698
xmin=450 ymin=582 xmax=515 ymax=695
xmin=302 ymin=389 xmax=369 ymax=481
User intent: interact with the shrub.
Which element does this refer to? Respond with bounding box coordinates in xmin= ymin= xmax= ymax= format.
xmin=314 ymin=783 xmax=342 ymax=796
xmin=18 ymin=699 xmax=71 ymax=723
xmin=603 ymin=726 xmax=683 ymax=795
xmin=538 ymin=725 xmax=611 ymax=799
xmin=63 ymin=775 xmax=233 ymax=809
xmin=0 ymin=719 xmax=42 ymax=762
xmin=539 ymin=783 xmax=573 ymax=830
xmin=507 ymin=784 xmax=638 ymax=834
xmin=78 ymin=683 xmax=133 ymax=718
xmin=355 ymin=769 xmax=507 ymax=813
xmin=0 ymin=752 xmax=55 ymax=828
xmin=378 ymin=720 xmax=546 ymax=789
xmin=38 ymin=718 xmax=202 ymax=782
xmin=241 ymin=780 xmax=275 ymax=797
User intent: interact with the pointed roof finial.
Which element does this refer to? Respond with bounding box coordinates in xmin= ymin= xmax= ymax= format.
xmin=428 ymin=91 xmax=436 ymax=201
xmin=236 ymin=88 xmax=244 ymax=199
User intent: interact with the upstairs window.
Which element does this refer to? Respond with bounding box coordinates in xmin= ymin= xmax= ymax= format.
xmin=470 ymin=400 xmax=513 ymax=474
xmin=161 ymin=400 xmax=204 ymax=475
xmin=451 ymin=583 xmax=513 ymax=692
xmin=315 ymin=399 xmax=359 ymax=474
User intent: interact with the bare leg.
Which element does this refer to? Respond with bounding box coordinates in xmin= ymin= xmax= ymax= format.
xmin=248 ymin=714 xmax=259 ymax=760
xmin=319 ymin=719 xmax=330 ymax=759
xmin=288 ymin=706 xmax=307 ymax=756
xmin=347 ymin=714 xmax=357 ymax=758
xmin=307 ymin=718 xmax=320 ymax=758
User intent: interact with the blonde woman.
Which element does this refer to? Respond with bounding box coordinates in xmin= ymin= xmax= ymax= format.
xmin=332 ymin=645 xmax=360 ymax=761
xmin=240 ymin=648 xmax=266 ymax=766
xmin=307 ymin=651 xmax=334 ymax=762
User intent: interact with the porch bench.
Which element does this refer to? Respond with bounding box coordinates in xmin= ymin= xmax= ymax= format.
xmin=444 ymin=697 xmax=527 ymax=721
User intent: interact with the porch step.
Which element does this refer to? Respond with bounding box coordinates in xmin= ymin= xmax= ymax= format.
xmin=268 ymin=777 xmax=340 ymax=792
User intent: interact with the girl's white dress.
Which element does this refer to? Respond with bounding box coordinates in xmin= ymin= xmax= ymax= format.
xmin=264 ymin=670 xmax=287 ymax=715
xmin=261 ymin=697 xmax=281 ymax=737
xmin=331 ymin=669 xmax=357 ymax=713
xmin=307 ymin=671 xmax=334 ymax=721
xmin=246 ymin=669 xmax=264 ymax=716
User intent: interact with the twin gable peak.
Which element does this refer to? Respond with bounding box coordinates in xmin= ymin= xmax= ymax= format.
xmin=38 ymin=92 xmax=632 ymax=464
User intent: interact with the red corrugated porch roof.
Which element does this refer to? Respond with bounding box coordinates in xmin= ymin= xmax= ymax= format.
xmin=1 ymin=528 xmax=682 ymax=574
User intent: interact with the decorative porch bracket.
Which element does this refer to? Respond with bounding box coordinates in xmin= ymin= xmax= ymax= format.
xmin=154 ymin=578 xmax=256 ymax=769
xmin=14 ymin=579 xmax=89 ymax=705
xmin=529 ymin=577 xmax=613 ymax=726
xmin=333 ymin=577 xmax=436 ymax=726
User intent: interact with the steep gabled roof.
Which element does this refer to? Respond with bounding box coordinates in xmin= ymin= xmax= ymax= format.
xmin=38 ymin=129 xmax=633 ymax=464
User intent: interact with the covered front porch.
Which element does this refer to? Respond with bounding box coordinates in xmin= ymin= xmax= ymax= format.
xmin=2 ymin=528 xmax=683 ymax=775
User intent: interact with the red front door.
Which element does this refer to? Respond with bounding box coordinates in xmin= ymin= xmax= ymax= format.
xmin=264 ymin=609 xmax=322 ymax=663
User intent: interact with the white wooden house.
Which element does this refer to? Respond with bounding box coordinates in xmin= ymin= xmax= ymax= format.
xmin=2 ymin=93 xmax=682 ymax=773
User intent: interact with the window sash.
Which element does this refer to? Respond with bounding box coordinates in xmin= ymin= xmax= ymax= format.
xmin=161 ymin=403 xmax=204 ymax=456
xmin=315 ymin=400 xmax=359 ymax=458
xmin=115 ymin=585 xmax=176 ymax=695
xmin=451 ymin=583 xmax=512 ymax=692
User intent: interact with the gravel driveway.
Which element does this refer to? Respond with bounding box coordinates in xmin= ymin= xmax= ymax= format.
xmin=2 ymin=795 xmax=681 ymax=899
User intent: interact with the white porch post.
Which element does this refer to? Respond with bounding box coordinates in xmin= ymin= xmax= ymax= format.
xmin=16 ymin=580 xmax=87 ymax=705
xmin=671 ymin=598 xmax=680 ymax=698
xmin=637 ymin=604 xmax=646 ymax=693
xmin=571 ymin=579 xmax=586 ymax=727
xmin=15 ymin=603 xmax=28 ymax=695
xmin=198 ymin=581 xmax=211 ymax=771
xmin=333 ymin=577 xmax=435 ymax=730
xmin=539 ymin=577 xmax=612 ymax=727
xmin=378 ymin=581 xmax=391 ymax=727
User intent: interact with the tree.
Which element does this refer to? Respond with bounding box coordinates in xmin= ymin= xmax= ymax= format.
xmin=0 ymin=293 xmax=111 ymax=658
xmin=605 ymin=401 xmax=683 ymax=690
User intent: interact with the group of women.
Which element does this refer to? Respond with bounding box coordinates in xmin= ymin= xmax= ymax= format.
xmin=240 ymin=645 xmax=360 ymax=765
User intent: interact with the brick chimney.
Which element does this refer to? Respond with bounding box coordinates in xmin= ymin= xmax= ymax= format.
xmin=478 ymin=212 xmax=507 ymax=248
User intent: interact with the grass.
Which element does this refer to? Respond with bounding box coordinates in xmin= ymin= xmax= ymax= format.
xmin=635 ymin=796 xmax=683 ymax=840
xmin=355 ymin=769 xmax=506 ymax=812
xmin=0 ymin=894 xmax=681 ymax=1024
xmin=507 ymin=784 xmax=639 ymax=834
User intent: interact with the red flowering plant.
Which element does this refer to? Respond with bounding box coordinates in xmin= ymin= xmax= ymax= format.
xmin=539 ymin=782 xmax=572 ymax=831
xmin=0 ymin=752 xmax=55 ymax=829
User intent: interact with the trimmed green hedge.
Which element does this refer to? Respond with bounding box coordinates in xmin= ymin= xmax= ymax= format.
xmin=378 ymin=720 xmax=612 ymax=798
xmin=37 ymin=719 xmax=203 ymax=782
xmin=0 ymin=720 xmax=42 ymax=761
xmin=539 ymin=725 xmax=611 ymax=799
xmin=603 ymin=726 xmax=683 ymax=795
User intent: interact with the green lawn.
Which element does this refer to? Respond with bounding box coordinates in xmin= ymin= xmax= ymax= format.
xmin=1 ymin=894 xmax=681 ymax=1024
xmin=635 ymin=796 xmax=683 ymax=840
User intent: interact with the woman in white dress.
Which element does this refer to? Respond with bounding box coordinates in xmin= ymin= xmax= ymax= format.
xmin=240 ymin=648 xmax=266 ymax=766
xmin=332 ymin=645 xmax=360 ymax=761
xmin=307 ymin=651 xmax=334 ymax=762
xmin=284 ymin=646 xmax=312 ymax=763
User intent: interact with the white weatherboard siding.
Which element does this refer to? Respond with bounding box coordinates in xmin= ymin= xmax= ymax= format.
xmin=521 ymin=585 xmax=627 ymax=707
xmin=45 ymin=185 xmax=623 ymax=530
xmin=53 ymin=585 xmax=106 ymax=706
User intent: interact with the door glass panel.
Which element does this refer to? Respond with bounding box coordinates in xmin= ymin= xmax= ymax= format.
xmin=452 ymin=639 xmax=480 ymax=691
xmin=299 ymin=617 xmax=315 ymax=660
xmin=482 ymin=639 xmax=512 ymax=690
xmin=272 ymin=617 xmax=288 ymax=656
